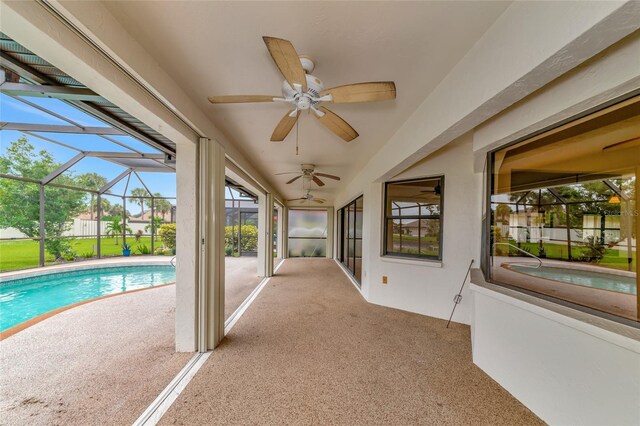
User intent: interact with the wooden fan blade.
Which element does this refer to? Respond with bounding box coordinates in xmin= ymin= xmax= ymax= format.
xmin=263 ymin=36 xmax=307 ymax=92
xmin=286 ymin=175 xmax=303 ymax=184
xmin=312 ymin=199 xmax=325 ymax=204
xmin=314 ymin=172 xmax=340 ymax=181
xmin=287 ymin=198 xmax=305 ymax=202
xmin=312 ymin=176 xmax=325 ymax=187
xmin=271 ymin=109 xmax=299 ymax=142
xmin=208 ymin=95 xmax=278 ymax=104
xmin=315 ymin=107 xmax=358 ymax=142
xmin=275 ymin=172 xmax=300 ymax=175
xmin=321 ymin=82 xmax=396 ymax=103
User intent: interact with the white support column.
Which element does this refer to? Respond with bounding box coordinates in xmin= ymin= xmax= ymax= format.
xmin=200 ymin=138 xmax=226 ymax=351
xmin=275 ymin=204 xmax=284 ymax=259
xmin=282 ymin=207 xmax=289 ymax=259
xmin=257 ymin=192 xmax=274 ymax=277
xmin=326 ymin=207 xmax=334 ymax=259
xmin=175 ymin=140 xmax=199 ymax=352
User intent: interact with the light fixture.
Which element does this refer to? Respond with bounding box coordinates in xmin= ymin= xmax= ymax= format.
xmin=608 ymin=195 xmax=621 ymax=204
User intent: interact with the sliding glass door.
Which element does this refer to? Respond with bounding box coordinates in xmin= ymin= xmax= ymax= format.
xmin=340 ymin=196 xmax=363 ymax=285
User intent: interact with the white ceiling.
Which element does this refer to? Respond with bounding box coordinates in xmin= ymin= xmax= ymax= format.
xmin=103 ymin=1 xmax=511 ymax=205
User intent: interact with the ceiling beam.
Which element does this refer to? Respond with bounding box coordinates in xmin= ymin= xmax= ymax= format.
xmin=0 ymin=81 xmax=103 ymax=101
xmin=99 ymin=169 xmax=132 ymax=195
xmin=41 ymin=152 xmax=86 ymax=185
xmin=0 ymin=122 xmax=126 ymax=135
xmin=84 ymin=151 xmax=165 ymax=159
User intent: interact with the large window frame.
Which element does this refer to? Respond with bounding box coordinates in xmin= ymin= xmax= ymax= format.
xmin=383 ymin=176 xmax=444 ymax=261
xmin=483 ymin=94 xmax=639 ymax=327
xmin=339 ymin=195 xmax=363 ymax=285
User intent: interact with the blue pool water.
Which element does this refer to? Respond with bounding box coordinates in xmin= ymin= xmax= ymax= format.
xmin=509 ymin=265 xmax=636 ymax=295
xmin=0 ymin=265 xmax=176 ymax=332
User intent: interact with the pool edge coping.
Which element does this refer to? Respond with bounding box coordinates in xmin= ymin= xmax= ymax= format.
xmin=0 ymin=282 xmax=175 ymax=341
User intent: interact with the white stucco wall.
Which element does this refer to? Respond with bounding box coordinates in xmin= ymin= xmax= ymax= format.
xmin=357 ymin=134 xmax=481 ymax=325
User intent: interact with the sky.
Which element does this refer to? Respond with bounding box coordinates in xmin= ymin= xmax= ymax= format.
xmin=0 ymin=93 xmax=177 ymax=202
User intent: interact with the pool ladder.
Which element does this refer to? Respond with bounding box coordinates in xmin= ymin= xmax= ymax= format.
xmin=170 ymin=256 xmax=176 ymax=268
xmin=494 ymin=242 xmax=542 ymax=269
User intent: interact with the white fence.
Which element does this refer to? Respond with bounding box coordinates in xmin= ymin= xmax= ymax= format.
xmin=0 ymin=219 xmax=152 ymax=239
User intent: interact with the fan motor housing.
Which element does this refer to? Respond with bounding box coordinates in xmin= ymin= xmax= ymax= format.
xmin=281 ymin=74 xmax=325 ymax=108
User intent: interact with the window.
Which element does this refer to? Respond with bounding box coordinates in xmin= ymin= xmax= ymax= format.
xmin=288 ymin=209 xmax=327 ymax=257
xmin=339 ymin=196 xmax=363 ymax=284
xmin=384 ymin=177 xmax=444 ymax=260
xmin=486 ymin=96 xmax=639 ymax=325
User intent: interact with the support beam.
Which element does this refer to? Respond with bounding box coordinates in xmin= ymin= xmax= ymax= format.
xmin=96 ymin=193 xmax=101 ymax=258
xmin=0 ymin=81 xmax=103 ymax=101
xmin=39 ymin=184 xmax=45 ymax=267
xmin=0 ymin=122 xmax=126 ymax=135
xmin=99 ymin=169 xmax=132 ymax=195
xmin=85 ymin=152 xmax=166 ymax=159
xmin=198 ymin=138 xmax=226 ymax=351
xmin=41 ymin=152 xmax=86 ymax=185
xmin=258 ymin=193 xmax=274 ymax=278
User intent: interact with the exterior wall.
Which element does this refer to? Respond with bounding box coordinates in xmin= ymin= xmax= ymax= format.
xmin=350 ymin=133 xmax=481 ymax=324
xmin=469 ymin=32 xmax=640 ymax=424
xmin=472 ymin=284 xmax=640 ymax=426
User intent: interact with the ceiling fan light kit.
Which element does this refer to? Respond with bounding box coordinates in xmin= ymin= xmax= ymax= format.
xmin=208 ymin=36 xmax=397 ymax=143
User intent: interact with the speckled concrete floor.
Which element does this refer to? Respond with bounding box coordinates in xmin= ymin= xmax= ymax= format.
xmin=225 ymin=256 xmax=262 ymax=320
xmin=0 ymin=285 xmax=191 ymax=426
xmin=161 ymin=259 xmax=544 ymax=425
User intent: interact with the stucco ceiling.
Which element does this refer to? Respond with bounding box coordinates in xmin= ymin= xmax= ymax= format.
xmin=103 ymin=1 xmax=510 ymax=204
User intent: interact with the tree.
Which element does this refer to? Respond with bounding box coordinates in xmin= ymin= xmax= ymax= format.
xmin=130 ymin=187 xmax=149 ymax=218
xmin=105 ymin=216 xmax=131 ymax=245
xmin=0 ymin=137 xmax=86 ymax=260
xmin=90 ymin=197 xmax=111 ymax=219
xmin=77 ymin=172 xmax=107 ymax=220
xmin=153 ymin=193 xmax=172 ymax=221
xmin=145 ymin=215 xmax=164 ymax=240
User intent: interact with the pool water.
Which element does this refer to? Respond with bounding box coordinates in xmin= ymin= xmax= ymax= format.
xmin=509 ymin=265 xmax=636 ymax=295
xmin=0 ymin=265 xmax=176 ymax=332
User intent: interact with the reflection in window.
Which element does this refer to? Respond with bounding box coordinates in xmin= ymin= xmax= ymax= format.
xmin=384 ymin=177 xmax=443 ymax=260
xmin=288 ymin=209 xmax=327 ymax=257
xmin=488 ymin=97 xmax=639 ymax=324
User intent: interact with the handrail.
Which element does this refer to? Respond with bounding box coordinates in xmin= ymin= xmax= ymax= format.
xmin=170 ymin=256 xmax=176 ymax=268
xmin=494 ymin=242 xmax=542 ymax=269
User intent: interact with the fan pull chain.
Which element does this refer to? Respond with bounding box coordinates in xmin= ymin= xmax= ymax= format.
xmin=295 ymin=116 xmax=299 ymax=156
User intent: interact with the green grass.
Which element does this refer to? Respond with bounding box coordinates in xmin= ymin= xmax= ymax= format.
xmin=511 ymin=241 xmax=636 ymax=272
xmin=0 ymin=237 xmax=170 ymax=272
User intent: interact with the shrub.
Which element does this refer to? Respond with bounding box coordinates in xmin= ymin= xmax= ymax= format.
xmin=580 ymin=236 xmax=606 ymax=263
xmin=136 ymin=243 xmax=151 ymax=255
xmin=159 ymin=223 xmax=176 ymax=250
xmin=79 ymin=250 xmax=96 ymax=259
xmin=225 ymin=246 xmax=233 ymax=256
xmin=224 ymin=225 xmax=258 ymax=253
xmin=154 ymin=246 xmax=165 ymax=255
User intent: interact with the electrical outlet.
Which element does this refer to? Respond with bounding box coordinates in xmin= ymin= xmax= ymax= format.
xmin=382 ymin=275 xmax=388 ymax=284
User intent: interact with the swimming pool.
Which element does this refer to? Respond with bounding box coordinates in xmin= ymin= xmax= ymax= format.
xmin=508 ymin=265 xmax=636 ymax=295
xmin=0 ymin=265 xmax=176 ymax=332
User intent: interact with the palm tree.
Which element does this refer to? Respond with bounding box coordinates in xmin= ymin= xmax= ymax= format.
xmin=130 ymin=188 xmax=149 ymax=218
xmin=153 ymin=194 xmax=172 ymax=221
xmin=105 ymin=216 xmax=131 ymax=245
xmin=77 ymin=172 xmax=107 ymax=220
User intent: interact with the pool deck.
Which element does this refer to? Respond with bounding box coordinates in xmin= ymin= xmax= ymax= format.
xmin=492 ymin=257 xmax=637 ymax=321
xmin=0 ymin=255 xmax=266 ymax=424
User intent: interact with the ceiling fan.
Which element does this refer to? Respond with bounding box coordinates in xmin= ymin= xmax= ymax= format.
xmin=287 ymin=190 xmax=326 ymax=204
xmin=410 ymin=182 xmax=442 ymax=198
xmin=208 ymin=36 xmax=396 ymax=142
xmin=276 ymin=163 xmax=340 ymax=187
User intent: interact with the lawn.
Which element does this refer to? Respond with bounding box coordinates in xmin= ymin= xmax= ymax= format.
xmin=512 ymin=241 xmax=636 ymax=272
xmin=0 ymin=237 xmax=170 ymax=272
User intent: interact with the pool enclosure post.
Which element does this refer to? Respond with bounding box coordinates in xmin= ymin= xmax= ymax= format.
xmin=39 ymin=184 xmax=45 ymax=267
xmin=96 ymin=193 xmax=101 ymax=258
xmin=150 ymin=196 xmax=155 ymax=255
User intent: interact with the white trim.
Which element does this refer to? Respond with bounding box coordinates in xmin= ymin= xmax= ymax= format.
xmin=379 ymin=256 xmax=442 ymax=268
xmin=132 ymin=351 xmax=211 ymax=426
xmin=223 ymin=259 xmax=286 ymax=335
xmin=334 ymin=259 xmax=364 ymax=296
